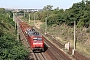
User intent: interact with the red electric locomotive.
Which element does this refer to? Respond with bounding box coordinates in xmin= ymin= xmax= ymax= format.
xmin=26 ymin=29 xmax=44 ymax=52
xmin=19 ymin=21 xmax=44 ymax=52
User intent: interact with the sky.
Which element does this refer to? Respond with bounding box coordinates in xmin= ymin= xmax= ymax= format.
xmin=0 ymin=0 xmax=82 ymax=9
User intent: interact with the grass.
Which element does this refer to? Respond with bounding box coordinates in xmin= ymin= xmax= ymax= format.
xmin=76 ymin=42 xmax=90 ymax=58
xmin=86 ymin=28 xmax=90 ymax=33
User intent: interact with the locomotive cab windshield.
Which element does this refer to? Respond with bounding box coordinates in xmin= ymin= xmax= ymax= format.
xmin=33 ymin=37 xmax=42 ymax=41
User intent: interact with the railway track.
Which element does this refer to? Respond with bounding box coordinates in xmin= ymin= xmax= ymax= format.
xmin=72 ymin=51 xmax=90 ymax=60
xmin=45 ymin=34 xmax=64 ymax=48
xmin=44 ymin=38 xmax=71 ymax=60
xmin=33 ymin=52 xmax=48 ymax=60
xmin=44 ymin=33 xmax=90 ymax=60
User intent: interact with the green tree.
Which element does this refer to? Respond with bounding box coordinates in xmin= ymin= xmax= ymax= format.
xmin=0 ymin=8 xmax=5 ymax=14
xmin=43 ymin=5 xmax=53 ymax=11
xmin=0 ymin=8 xmax=28 ymax=60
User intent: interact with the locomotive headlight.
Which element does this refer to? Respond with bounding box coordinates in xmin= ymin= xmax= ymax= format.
xmin=41 ymin=44 xmax=43 ymax=47
xmin=33 ymin=38 xmax=38 ymax=40
xmin=41 ymin=45 xmax=42 ymax=47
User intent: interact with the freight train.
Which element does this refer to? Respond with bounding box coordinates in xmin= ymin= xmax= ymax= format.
xmin=18 ymin=19 xmax=44 ymax=52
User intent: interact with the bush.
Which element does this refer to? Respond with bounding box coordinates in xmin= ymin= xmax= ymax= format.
xmin=0 ymin=32 xmax=28 ymax=60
